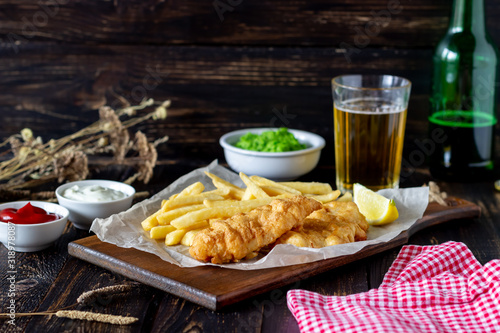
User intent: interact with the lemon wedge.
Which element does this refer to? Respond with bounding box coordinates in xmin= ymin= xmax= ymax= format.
xmin=353 ymin=183 xmax=399 ymax=225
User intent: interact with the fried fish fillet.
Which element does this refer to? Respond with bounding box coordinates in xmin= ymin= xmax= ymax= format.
xmin=276 ymin=201 xmax=369 ymax=248
xmin=323 ymin=200 xmax=369 ymax=241
xmin=189 ymin=195 xmax=322 ymax=264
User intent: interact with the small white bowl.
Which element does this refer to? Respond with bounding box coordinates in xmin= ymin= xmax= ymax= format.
xmin=0 ymin=201 xmax=69 ymax=252
xmin=220 ymin=128 xmax=325 ymax=181
xmin=55 ymin=180 xmax=135 ymax=230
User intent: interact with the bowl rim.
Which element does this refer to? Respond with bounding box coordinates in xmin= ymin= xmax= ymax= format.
xmin=0 ymin=200 xmax=69 ymax=226
xmin=55 ymin=179 xmax=136 ymax=204
xmin=220 ymin=128 xmax=325 ymax=157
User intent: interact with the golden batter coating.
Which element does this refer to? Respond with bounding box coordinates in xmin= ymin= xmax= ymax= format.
xmin=323 ymin=200 xmax=369 ymax=241
xmin=189 ymin=196 xmax=322 ymax=264
xmin=276 ymin=201 xmax=369 ymax=248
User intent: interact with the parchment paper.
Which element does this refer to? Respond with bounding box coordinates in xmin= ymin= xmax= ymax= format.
xmin=90 ymin=160 xmax=429 ymax=270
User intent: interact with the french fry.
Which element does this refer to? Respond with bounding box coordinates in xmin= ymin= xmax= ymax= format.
xmin=214 ymin=183 xmax=245 ymax=200
xmin=337 ymin=192 xmax=353 ymax=202
xmin=239 ymin=172 xmax=269 ymax=198
xmin=141 ymin=210 xmax=161 ymax=231
xmin=170 ymin=198 xmax=276 ymax=229
xmin=174 ymin=218 xmax=210 ymax=231
xmin=261 ymin=185 xmax=297 ymax=197
xmin=241 ymin=187 xmax=256 ymax=200
xmin=178 ymin=181 xmax=205 ymax=196
xmin=250 ymin=175 xmax=302 ymax=195
xmin=203 ymin=196 xmax=283 ymax=208
xmin=279 ymin=181 xmax=333 ymax=195
xmin=167 ymin=182 xmax=204 ymax=201
xmin=203 ymin=199 xmax=241 ymax=208
xmin=170 ymin=208 xmax=222 ymax=229
xmin=306 ymin=190 xmax=341 ymax=203
xmin=165 ymin=229 xmax=188 ymax=246
xmin=157 ymin=204 xmax=205 ymax=225
xmin=181 ymin=228 xmax=205 ymax=246
xmin=205 ymin=172 xmax=245 ymax=200
xmin=163 ymin=188 xmax=230 ymax=209
xmin=205 ymin=172 xmax=241 ymax=191
xmin=150 ymin=225 xmax=176 ymax=239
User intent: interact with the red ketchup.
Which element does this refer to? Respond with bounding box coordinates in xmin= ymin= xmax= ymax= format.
xmin=0 ymin=202 xmax=60 ymax=224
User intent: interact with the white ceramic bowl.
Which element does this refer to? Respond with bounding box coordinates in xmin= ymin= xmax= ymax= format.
xmin=55 ymin=179 xmax=135 ymax=230
xmin=220 ymin=128 xmax=325 ymax=181
xmin=0 ymin=201 xmax=69 ymax=252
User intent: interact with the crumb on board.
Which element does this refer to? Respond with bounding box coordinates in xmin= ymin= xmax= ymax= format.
xmin=425 ymin=181 xmax=448 ymax=206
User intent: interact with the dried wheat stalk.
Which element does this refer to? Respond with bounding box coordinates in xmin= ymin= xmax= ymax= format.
xmin=427 ymin=181 xmax=448 ymax=206
xmin=0 ymin=99 xmax=170 ymax=201
xmin=0 ymin=283 xmax=140 ymax=325
xmin=55 ymin=310 xmax=138 ymax=325
xmin=77 ymin=284 xmax=137 ymax=306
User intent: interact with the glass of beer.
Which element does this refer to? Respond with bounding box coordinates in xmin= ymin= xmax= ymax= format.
xmin=332 ymin=75 xmax=411 ymax=192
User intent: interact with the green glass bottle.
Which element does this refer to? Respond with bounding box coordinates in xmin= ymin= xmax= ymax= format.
xmin=429 ymin=0 xmax=498 ymax=181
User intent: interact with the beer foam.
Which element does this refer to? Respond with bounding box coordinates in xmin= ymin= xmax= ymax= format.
xmin=335 ymin=98 xmax=406 ymax=115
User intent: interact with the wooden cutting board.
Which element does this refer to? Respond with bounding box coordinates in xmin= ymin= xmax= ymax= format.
xmin=68 ymin=197 xmax=480 ymax=311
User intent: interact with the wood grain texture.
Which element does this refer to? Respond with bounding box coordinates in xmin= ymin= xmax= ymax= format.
xmin=22 ymin=257 xmax=159 ymax=333
xmin=1 ymin=0 xmax=500 ymax=331
xmin=0 ymin=1 xmax=498 ymax=47
xmin=0 ymin=163 xmax=498 ymax=333
xmin=1 ymin=1 xmax=499 ymax=172
xmin=0 ymin=42 xmax=434 ymax=172
xmin=68 ymin=197 xmax=480 ymax=311
xmin=0 ymin=225 xmax=83 ymax=332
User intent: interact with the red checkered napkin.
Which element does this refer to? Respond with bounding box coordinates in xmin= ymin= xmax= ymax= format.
xmin=287 ymin=242 xmax=500 ymax=333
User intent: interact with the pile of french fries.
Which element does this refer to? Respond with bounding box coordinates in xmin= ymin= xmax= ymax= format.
xmin=141 ymin=172 xmax=348 ymax=247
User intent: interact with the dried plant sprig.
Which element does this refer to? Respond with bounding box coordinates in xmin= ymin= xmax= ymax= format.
xmin=0 ymin=311 xmax=138 ymax=326
xmin=426 ymin=181 xmax=448 ymax=206
xmin=0 ymin=98 xmax=169 ymax=199
xmin=0 ymin=283 xmax=140 ymax=326
xmin=56 ymin=310 xmax=138 ymax=325
xmin=77 ymin=283 xmax=137 ymax=306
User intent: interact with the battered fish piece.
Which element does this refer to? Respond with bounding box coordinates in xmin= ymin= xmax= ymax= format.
xmin=323 ymin=200 xmax=369 ymax=241
xmin=189 ymin=195 xmax=322 ymax=264
xmin=276 ymin=201 xmax=369 ymax=248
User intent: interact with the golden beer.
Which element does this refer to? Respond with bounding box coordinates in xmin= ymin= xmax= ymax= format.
xmin=334 ymin=98 xmax=407 ymax=192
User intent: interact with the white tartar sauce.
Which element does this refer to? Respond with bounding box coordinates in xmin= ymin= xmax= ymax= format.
xmin=62 ymin=185 xmax=127 ymax=202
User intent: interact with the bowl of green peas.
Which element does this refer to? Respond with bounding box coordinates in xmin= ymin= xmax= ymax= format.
xmin=219 ymin=127 xmax=325 ymax=181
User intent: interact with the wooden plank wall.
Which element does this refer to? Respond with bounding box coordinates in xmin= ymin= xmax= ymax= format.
xmin=1 ymin=0 xmax=499 ymax=180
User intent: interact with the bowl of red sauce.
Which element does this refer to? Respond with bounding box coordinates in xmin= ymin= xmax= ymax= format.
xmin=0 ymin=201 xmax=69 ymax=252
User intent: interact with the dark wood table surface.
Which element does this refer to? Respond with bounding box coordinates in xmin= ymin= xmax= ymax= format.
xmin=2 ymin=0 xmax=500 ymax=332
xmin=1 ymin=161 xmax=499 ymax=333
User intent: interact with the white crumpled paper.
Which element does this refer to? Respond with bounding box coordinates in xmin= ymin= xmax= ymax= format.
xmin=90 ymin=160 xmax=429 ymax=270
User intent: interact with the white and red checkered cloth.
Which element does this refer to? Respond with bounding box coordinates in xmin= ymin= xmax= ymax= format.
xmin=287 ymin=242 xmax=500 ymax=333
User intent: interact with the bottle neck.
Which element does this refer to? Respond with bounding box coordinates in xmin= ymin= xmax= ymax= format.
xmin=449 ymin=0 xmax=485 ymax=34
